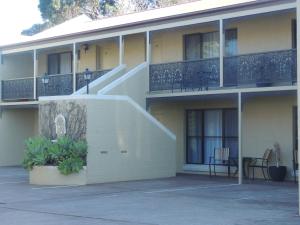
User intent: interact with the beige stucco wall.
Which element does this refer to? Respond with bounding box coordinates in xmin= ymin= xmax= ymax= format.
xmin=99 ymin=63 xmax=148 ymax=108
xmin=0 ymin=53 xmax=33 ymax=80
xmin=151 ymin=12 xmax=296 ymax=64
xmin=124 ymin=33 xmax=146 ymax=69
xmin=242 ymin=95 xmax=296 ymax=178
xmin=0 ymin=108 xmax=38 ymax=166
xmin=84 ymin=98 xmax=176 ymax=184
xmin=149 ymin=95 xmax=296 ymax=179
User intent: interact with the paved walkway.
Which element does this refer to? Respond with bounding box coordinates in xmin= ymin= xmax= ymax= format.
xmin=0 ymin=167 xmax=298 ymax=225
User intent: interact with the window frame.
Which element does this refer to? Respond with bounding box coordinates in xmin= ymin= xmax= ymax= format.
xmin=183 ymin=28 xmax=238 ymax=61
xmin=292 ymin=19 xmax=297 ymax=49
xmin=185 ymin=108 xmax=238 ymax=165
xmin=47 ymin=51 xmax=73 ymax=75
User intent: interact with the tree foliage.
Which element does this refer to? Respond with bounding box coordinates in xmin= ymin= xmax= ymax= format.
xmin=22 ymin=0 xmax=193 ymax=36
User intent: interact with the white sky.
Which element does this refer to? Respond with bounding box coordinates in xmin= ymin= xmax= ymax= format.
xmin=0 ymin=0 xmax=42 ymax=45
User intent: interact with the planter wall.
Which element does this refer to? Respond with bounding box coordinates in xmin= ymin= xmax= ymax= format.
xmin=30 ymin=166 xmax=87 ymax=186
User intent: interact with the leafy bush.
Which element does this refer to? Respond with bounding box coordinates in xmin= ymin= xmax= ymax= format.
xmin=23 ymin=136 xmax=87 ymax=175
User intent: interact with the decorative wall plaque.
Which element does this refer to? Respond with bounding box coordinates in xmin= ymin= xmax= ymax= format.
xmin=54 ymin=114 xmax=66 ymax=138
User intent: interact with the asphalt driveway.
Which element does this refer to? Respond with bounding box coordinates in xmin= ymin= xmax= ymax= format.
xmin=0 ymin=167 xmax=298 ymax=225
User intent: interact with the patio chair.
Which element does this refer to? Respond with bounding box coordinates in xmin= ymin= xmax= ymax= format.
xmin=247 ymin=149 xmax=273 ymax=180
xmin=209 ymin=147 xmax=235 ymax=177
xmin=293 ymin=149 xmax=298 ymax=183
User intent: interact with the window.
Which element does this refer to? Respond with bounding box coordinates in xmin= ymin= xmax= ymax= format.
xmin=292 ymin=19 xmax=297 ymax=49
xmin=184 ymin=29 xmax=237 ymax=60
xmin=225 ymin=29 xmax=238 ymax=56
xmin=48 ymin=52 xmax=72 ymax=75
xmin=186 ymin=109 xmax=238 ymax=164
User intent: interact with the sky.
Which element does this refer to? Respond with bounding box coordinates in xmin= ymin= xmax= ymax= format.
xmin=0 ymin=0 xmax=42 ymax=45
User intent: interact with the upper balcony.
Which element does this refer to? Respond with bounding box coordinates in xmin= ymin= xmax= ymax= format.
xmin=150 ymin=49 xmax=297 ymax=92
xmin=149 ymin=10 xmax=297 ymax=94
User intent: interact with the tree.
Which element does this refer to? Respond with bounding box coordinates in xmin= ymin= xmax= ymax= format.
xmin=22 ymin=0 xmax=192 ymax=36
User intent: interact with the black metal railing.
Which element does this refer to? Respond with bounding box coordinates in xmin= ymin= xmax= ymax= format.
xmin=1 ymin=69 xmax=111 ymax=101
xmin=1 ymin=77 xmax=34 ymax=101
xmin=37 ymin=73 xmax=73 ymax=97
xmin=224 ymin=49 xmax=297 ymax=87
xmin=76 ymin=69 xmax=111 ymax=90
xmin=149 ymin=58 xmax=220 ymax=92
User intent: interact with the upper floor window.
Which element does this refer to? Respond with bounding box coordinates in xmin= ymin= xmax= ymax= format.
xmin=48 ymin=52 xmax=72 ymax=75
xmin=225 ymin=29 xmax=238 ymax=56
xmin=184 ymin=29 xmax=237 ymax=60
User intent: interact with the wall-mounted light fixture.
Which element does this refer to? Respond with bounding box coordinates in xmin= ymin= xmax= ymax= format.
xmin=82 ymin=44 xmax=89 ymax=53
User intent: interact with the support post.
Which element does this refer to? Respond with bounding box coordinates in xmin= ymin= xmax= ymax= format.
xmin=296 ymin=0 xmax=300 ymax=216
xmin=73 ymin=43 xmax=77 ymax=92
xmin=238 ymin=92 xmax=242 ymax=185
xmin=33 ymin=49 xmax=37 ymax=100
xmin=119 ymin=35 xmax=124 ymax=65
xmin=219 ymin=19 xmax=224 ymax=87
xmin=0 ymin=50 xmax=3 ymax=65
xmin=146 ymin=31 xmax=151 ymax=64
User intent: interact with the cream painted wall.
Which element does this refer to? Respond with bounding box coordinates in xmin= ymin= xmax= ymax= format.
xmin=149 ymin=95 xmax=297 ymax=179
xmin=0 ymin=108 xmax=38 ymax=166
xmin=98 ymin=40 xmax=119 ymax=70
xmin=124 ymin=33 xmax=146 ymax=69
xmin=151 ymin=12 xmax=296 ymax=64
xmin=85 ymin=98 xmax=176 ymax=184
xmin=235 ymin=12 xmax=296 ymax=54
xmin=99 ymin=63 xmax=148 ymax=108
xmin=242 ymin=95 xmax=296 ymax=179
xmin=0 ymin=53 xmax=33 ymax=79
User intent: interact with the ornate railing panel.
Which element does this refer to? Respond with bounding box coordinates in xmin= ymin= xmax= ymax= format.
xmin=76 ymin=69 xmax=111 ymax=90
xmin=150 ymin=58 xmax=220 ymax=92
xmin=224 ymin=49 xmax=297 ymax=87
xmin=37 ymin=73 xmax=73 ymax=97
xmin=1 ymin=78 xmax=34 ymax=101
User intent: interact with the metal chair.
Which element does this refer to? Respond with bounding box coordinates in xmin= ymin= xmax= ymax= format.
xmin=209 ymin=147 xmax=234 ymax=177
xmin=247 ymin=149 xmax=273 ymax=180
xmin=293 ymin=149 xmax=298 ymax=183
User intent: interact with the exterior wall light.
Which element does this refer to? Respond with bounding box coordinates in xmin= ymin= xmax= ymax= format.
xmin=84 ymin=68 xmax=92 ymax=94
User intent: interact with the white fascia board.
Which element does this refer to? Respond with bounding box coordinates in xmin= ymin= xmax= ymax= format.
xmin=146 ymin=85 xmax=297 ymax=98
xmin=1 ymin=1 xmax=296 ymax=55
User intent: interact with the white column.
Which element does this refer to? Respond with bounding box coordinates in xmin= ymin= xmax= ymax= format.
xmin=219 ymin=19 xmax=224 ymax=87
xmin=119 ymin=35 xmax=124 ymax=65
xmin=146 ymin=31 xmax=151 ymax=64
xmin=73 ymin=43 xmax=77 ymax=92
xmin=238 ymin=92 xmax=242 ymax=185
xmin=33 ymin=49 xmax=37 ymax=100
xmin=296 ymin=0 xmax=300 ymax=216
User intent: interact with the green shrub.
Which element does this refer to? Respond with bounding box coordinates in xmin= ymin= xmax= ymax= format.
xmin=23 ymin=137 xmax=51 ymax=170
xmin=23 ymin=136 xmax=87 ymax=175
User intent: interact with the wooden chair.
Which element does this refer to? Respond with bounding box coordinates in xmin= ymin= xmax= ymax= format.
xmin=209 ymin=147 xmax=235 ymax=177
xmin=247 ymin=149 xmax=273 ymax=180
xmin=293 ymin=149 xmax=298 ymax=183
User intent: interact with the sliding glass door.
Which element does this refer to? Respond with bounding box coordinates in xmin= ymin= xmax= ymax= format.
xmin=186 ymin=109 xmax=238 ymax=164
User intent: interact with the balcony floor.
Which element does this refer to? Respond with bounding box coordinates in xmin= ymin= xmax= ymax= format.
xmin=0 ymin=167 xmax=298 ymax=225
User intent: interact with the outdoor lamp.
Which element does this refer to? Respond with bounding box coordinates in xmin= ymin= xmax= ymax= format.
xmin=84 ymin=68 xmax=92 ymax=94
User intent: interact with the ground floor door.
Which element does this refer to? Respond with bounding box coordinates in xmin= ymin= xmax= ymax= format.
xmin=186 ymin=108 xmax=238 ymax=164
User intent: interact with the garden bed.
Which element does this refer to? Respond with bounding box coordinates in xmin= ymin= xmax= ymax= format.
xmin=30 ymin=166 xmax=87 ymax=185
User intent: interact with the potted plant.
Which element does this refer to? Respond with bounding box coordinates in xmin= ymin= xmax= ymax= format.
xmin=268 ymin=142 xmax=287 ymax=181
xmin=23 ymin=136 xmax=88 ymax=185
